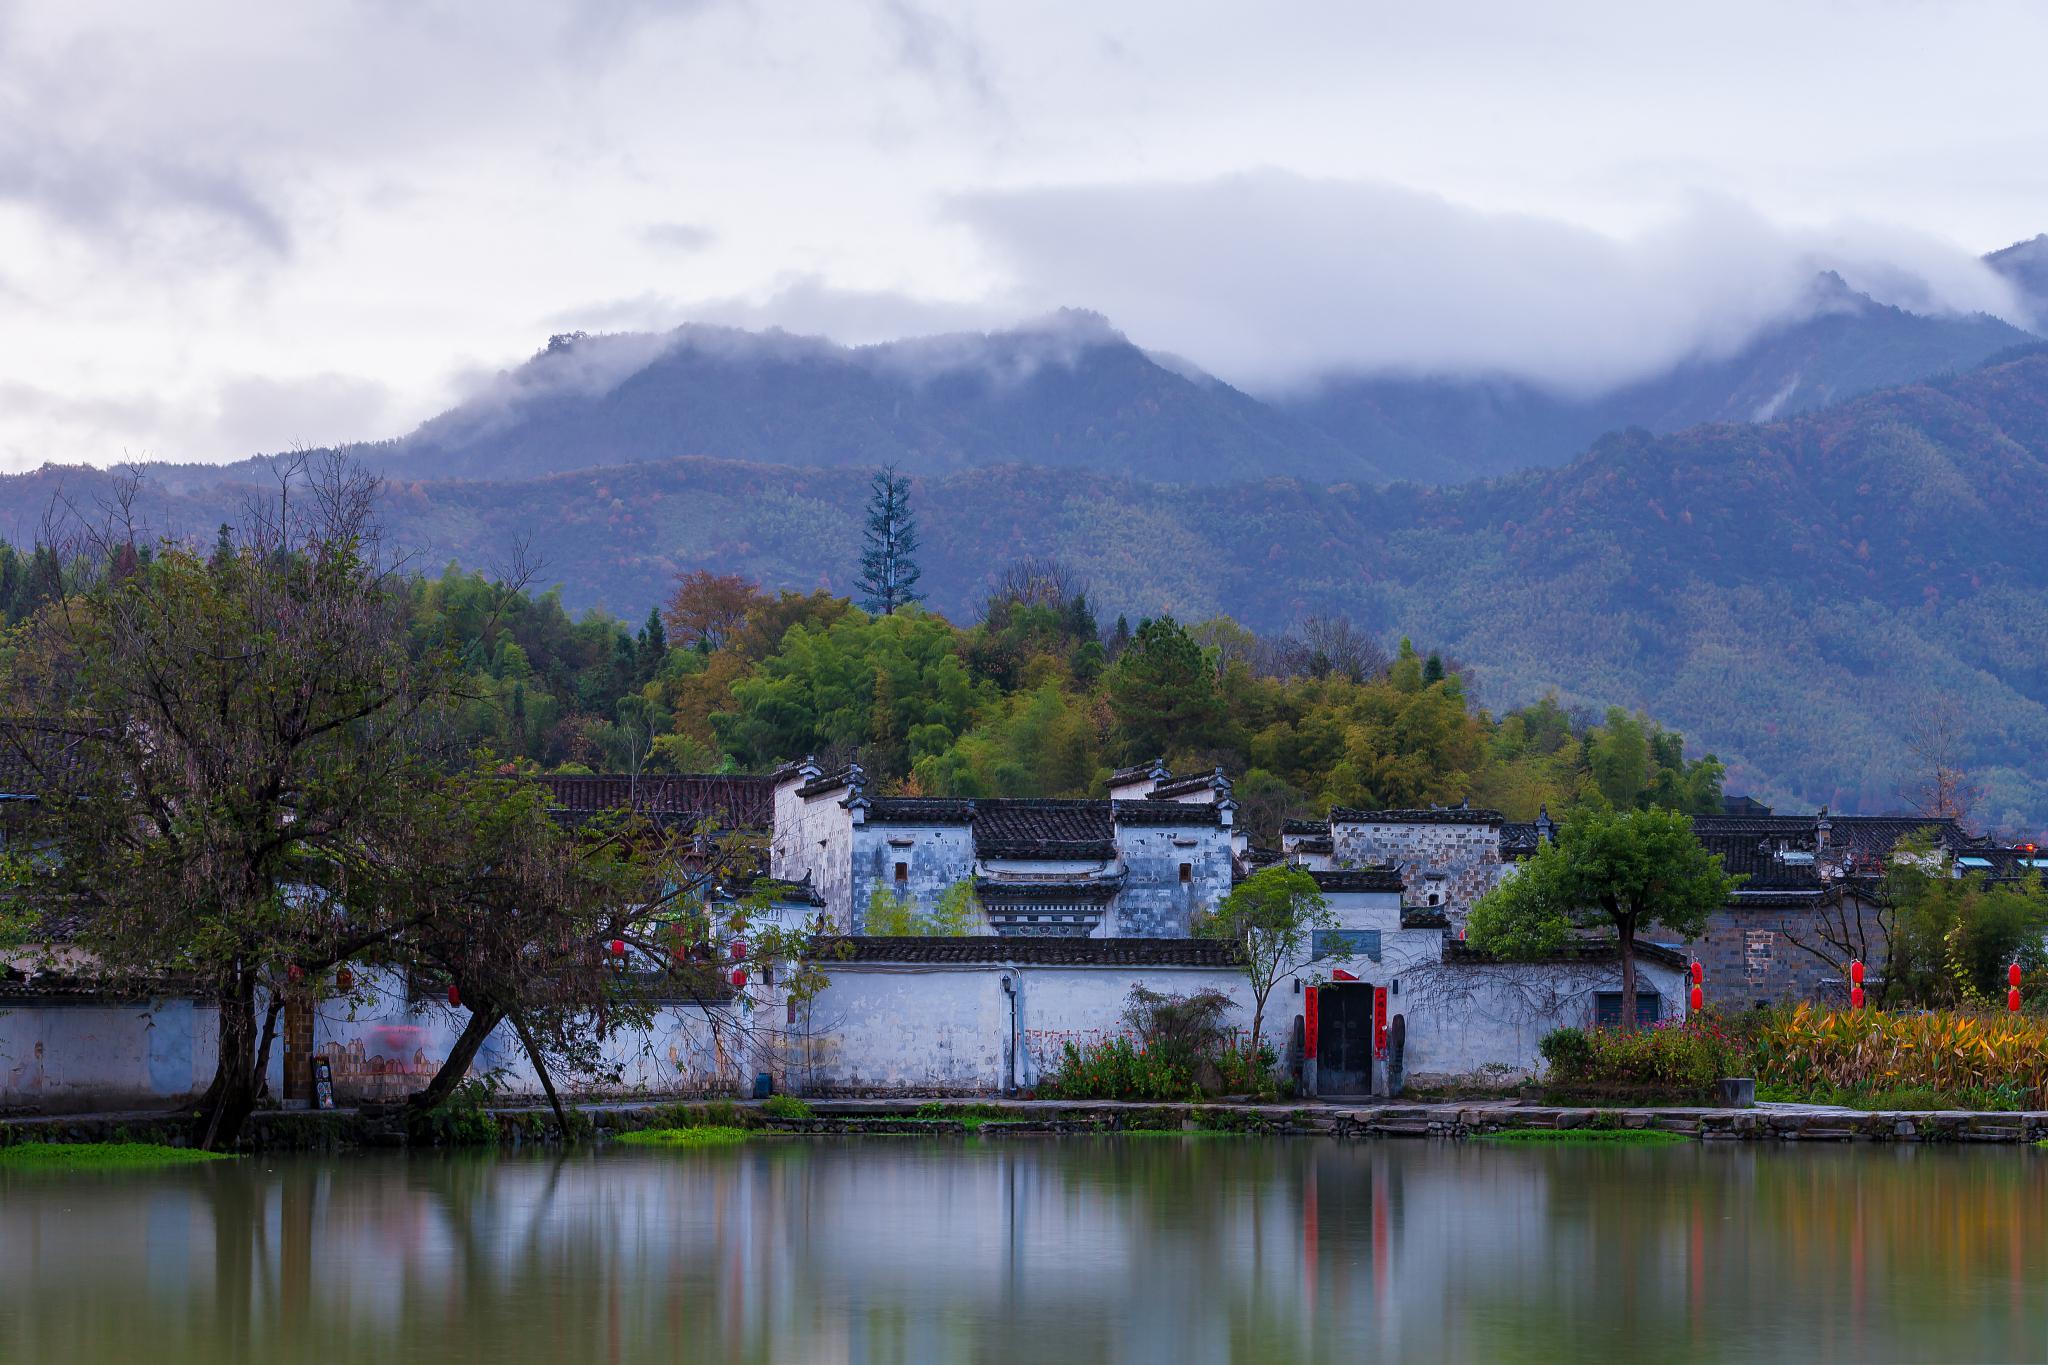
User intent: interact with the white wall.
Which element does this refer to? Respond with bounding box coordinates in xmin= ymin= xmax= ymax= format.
xmin=0 ymin=997 xmax=220 ymax=1112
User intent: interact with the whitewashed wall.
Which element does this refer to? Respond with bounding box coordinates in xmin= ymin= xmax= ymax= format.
xmin=0 ymin=997 xmax=220 ymax=1112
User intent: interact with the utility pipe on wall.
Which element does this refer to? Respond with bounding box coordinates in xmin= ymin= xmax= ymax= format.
xmin=1000 ymin=974 xmax=1018 ymax=1094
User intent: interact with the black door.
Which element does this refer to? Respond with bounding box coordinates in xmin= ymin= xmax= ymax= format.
xmin=1318 ymin=985 xmax=1373 ymax=1095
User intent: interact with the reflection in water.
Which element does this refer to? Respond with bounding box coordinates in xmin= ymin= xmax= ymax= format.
xmin=2 ymin=1138 xmax=2046 ymax=1363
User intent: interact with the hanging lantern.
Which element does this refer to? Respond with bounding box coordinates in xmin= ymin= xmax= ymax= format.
xmin=1850 ymin=960 xmax=1865 ymax=987
xmin=729 ymin=967 xmax=748 ymax=989
xmin=610 ymin=939 xmax=626 ymax=958
xmin=447 ymin=984 xmax=462 ymax=1008
xmin=335 ymin=966 xmax=354 ymax=993
xmin=1850 ymin=985 xmax=1865 ymax=1010
xmin=2010 ymin=962 xmax=2024 ymax=990
xmin=2011 ymin=987 xmax=2024 ymax=1014
xmin=731 ymin=940 xmax=748 ymax=963
xmin=287 ymin=964 xmax=304 ymax=984
xmin=1688 ymin=960 xmax=1704 ymax=1012
xmin=1690 ymin=984 xmax=1704 ymax=1012
xmin=1689 ymin=960 xmax=1704 ymax=987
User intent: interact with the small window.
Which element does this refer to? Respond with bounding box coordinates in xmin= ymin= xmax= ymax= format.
xmin=894 ymin=861 xmax=908 ymax=883
xmin=1179 ymin=862 xmax=1193 ymax=883
xmin=1593 ymin=991 xmax=1663 ymax=1027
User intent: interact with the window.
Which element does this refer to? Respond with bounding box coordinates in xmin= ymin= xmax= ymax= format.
xmin=1593 ymin=991 xmax=1663 ymax=1028
xmin=1179 ymin=862 xmax=1193 ymax=883
xmin=1313 ymin=929 xmax=1382 ymax=962
xmin=894 ymin=861 xmax=908 ymax=883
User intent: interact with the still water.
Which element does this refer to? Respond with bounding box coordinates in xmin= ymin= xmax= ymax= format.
xmin=3 ymin=1136 xmax=2046 ymax=1364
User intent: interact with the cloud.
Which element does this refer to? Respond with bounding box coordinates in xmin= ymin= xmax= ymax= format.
xmin=0 ymin=372 xmax=400 ymax=472
xmin=641 ymin=221 xmax=717 ymax=252
xmin=552 ymin=275 xmax=1015 ymax=346
xmin=877 ymin=0 xmax=1002 ymax=114
xmin=948 ymin=172 xmax=2031 ymax=394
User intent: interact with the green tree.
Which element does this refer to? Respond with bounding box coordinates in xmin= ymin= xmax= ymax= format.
xmin=1199 ymin=863 xmax=1336 ymax=1046
xmin=0 ymin=464 xmax=461 ymax=1148
xmin=856 ymin=465 xmax=924 ymax=616
xmin=1467 ymin=806 xmax=1737 ymax=1028
xmin=1107 ymin=616 xmax=1225 ymax=762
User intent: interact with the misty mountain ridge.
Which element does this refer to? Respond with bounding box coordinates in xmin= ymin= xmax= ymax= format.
xmin=9 ymin=347 xmax=2048 ymax=833
xmin=367 ymin=264 xmax=2038 ymax=488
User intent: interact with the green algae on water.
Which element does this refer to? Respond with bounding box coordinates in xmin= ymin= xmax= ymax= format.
xmin=615 ymin=1126 xmax=757 ymax=1148
xmin=0 ymin=1142 xmax=237 ymax=1170
xmin=1476 ymin=1128 xmax=1690 ymax=1146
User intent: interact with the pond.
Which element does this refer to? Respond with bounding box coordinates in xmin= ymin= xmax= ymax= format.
xmin=3 ymin=1135 xmax=2045 ymax=1363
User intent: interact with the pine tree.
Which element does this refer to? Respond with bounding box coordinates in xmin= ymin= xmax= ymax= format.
xmin=856 ymin=465 xmax=924 ymax=615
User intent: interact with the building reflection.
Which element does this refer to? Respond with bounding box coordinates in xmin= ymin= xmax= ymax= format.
xmin=2 ymin=1140 xmax=2046 ymax=1363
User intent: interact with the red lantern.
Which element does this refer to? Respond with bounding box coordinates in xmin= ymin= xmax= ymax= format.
xmin=2011 ymin=987 xmax=2024 ymax=1014
xmin=1689 ymin=960 xmax=1704 ymax=987
xmin=447 ymin=984 xmax=462 ymax=1008
xmin=731 ymin=940 xmax=747 ymax=962
xmin=1690 ymin=984 xmax=1704 ymax=1012
xmin=335 ymin=967 xmax=354 ymax=993
xmin=1850 ymin=985 xmax=1865 ymax=1010
xmin=2010 ymin=962 xmax=2024 ymax=990
xmin=287 ymin=964 xmax=304 ymax=984
xmin=729 ymin=967 xmax=748 ymax=989
xmin=610 ymin=939 xmax=626 ymax=958
xmin=1850 ymin=960 xmax=1865 ymax=987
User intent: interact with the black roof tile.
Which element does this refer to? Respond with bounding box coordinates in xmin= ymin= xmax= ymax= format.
xmin=1329 ymin=806 xmax=1505 ymax=827
xmin=833 ymin=936 xmax=1243 ymax=967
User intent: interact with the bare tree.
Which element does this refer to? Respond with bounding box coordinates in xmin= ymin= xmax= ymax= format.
xmin=1899 ymin=699 xmax=1981 ymax=824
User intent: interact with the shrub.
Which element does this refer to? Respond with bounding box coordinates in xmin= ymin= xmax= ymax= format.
xmin=1539 ymin=1015 xmax=1740 ymax=1098
xmin=1752 ymin=1005 xmax=2048 ymax=1105
xmin=761 ymin=1094 xmax=814 ymax=1121
xmin=1539 ymin=1027 xmax=1593 ymax=1078
xmin=1036 ymin=1037 xmax=1200 ymax=1102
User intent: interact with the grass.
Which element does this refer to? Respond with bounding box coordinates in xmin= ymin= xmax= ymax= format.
xmin=911 ymin=1103 xmax=1009 ymax=1130
xmin=0 ymin=1141 xmax=237 ymax=1170
xmin=614 ymin=1126 xmax=757 ymax=1148
xmin=1476 ymin=1129 xmax=1690 ymax=1146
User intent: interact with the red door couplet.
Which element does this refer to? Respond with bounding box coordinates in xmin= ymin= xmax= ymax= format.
xmin=1304 ymin=987 xmax=1319 ymax=1060
xmin=1372 ymin=987 xmax=1388 ymax=1059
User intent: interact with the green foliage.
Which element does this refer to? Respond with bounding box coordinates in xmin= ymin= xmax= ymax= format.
xmin=1036 ymin=1037 xmax=1203 ymax=1102
xmin=1107 ymin=616 xmax=1226 ymax=761
xmin=1202 ymin=864 xmax=1333 ymax=1044
xmin=1537 ymin=1017 xmax=1741 ymax=1096
xmin=862 ymin=879 xmax=979 ymax=935
xmin=713 ymin=608 xmax=986 ymax=782
xmin=856 ymin=465 xmax=923 ymax=616
xmin=1881 ymin=861 xmax=2048 ymax=1007
xmin=761 ymin=1094 xmax=813 ymax=1121
xmin=1469 ymin=806 xmax=1738 ymax=1024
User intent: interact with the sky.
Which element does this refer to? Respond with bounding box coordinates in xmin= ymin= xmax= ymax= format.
xmin=2 ymin=0 xmax=2046 ymax=471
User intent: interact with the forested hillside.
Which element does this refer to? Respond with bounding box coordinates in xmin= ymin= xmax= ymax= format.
xmin=5 ymin=350 xmax=2047 ymax=830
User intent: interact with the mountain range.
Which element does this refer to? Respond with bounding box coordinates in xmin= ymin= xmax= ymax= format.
xmin=5 ymin=237 xmax=2048 ymax=830
xmin=7 ymin=344 xmax=2048 ymax=834
xmin=315 ymin=254 xmax=2043 ymax=488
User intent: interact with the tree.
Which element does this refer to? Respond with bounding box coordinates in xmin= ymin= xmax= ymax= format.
xmin=856 ymin=465 xmax=923 ymax=616
xmin=0 ymin=458 xmax=460 ymax=1148
xmin=663 ymin=569 xmax=760 ymax=652
xmin=1106 ymin=615 xmax=1225 ymax=762
xmin=1199 ymin=864 xmax=1337 ymax=1047
xmin=1900 ymin=699 xmax=1980 ymax=823
xmin=1467 ymin=806 xmax=1738 ymax=1028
